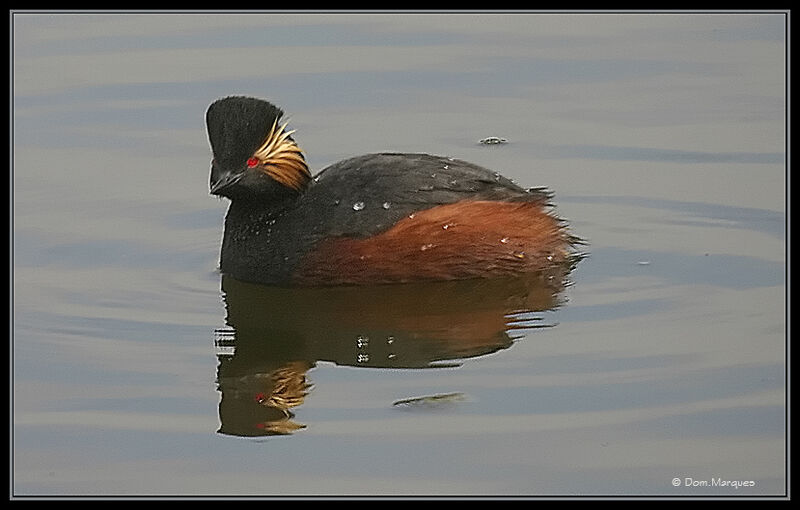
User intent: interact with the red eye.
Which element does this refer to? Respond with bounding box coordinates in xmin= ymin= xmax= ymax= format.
xmin=247 ymin=157 xmax=259 ymax=168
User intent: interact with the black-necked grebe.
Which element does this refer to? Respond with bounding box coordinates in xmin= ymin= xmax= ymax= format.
xmin=206 ymin=96 xmax=580 ymax=286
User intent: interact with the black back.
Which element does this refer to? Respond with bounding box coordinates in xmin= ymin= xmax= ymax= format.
xmin=299 ymin=152 xmax=541 ymax=238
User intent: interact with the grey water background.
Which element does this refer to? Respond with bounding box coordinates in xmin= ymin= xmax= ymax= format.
xmin=11 ymin=12 xmax=786 ymax=496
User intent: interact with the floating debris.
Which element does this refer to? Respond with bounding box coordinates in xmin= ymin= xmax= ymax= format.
xmin=392 ymin=392 xmax=467 ymax=409
xmin=479 ymin=136 xmax=508 ymax=145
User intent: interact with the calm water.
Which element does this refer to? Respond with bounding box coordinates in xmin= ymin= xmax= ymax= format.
xmin=11 ymin=12 xmax=787 ymax=497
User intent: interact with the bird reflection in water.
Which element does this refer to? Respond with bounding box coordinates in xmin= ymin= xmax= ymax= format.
xmin=214 ymin=258 xmax=581 ymax=437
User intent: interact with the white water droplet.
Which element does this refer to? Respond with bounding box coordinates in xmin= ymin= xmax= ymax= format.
xmin=382 ymin=202 xmax=391 ymax=209
xmin=500 ymin=237 xmax=509 ymax=244
xmin=352 ymin=201 xmax=365 ymax=211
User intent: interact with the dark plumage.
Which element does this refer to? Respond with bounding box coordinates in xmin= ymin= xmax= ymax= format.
xmin=206 ymin=96 xmax=580 ymax=286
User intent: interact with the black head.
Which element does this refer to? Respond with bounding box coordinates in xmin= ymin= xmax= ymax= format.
xmin=206 ymin=96 xmax=310 ymax=200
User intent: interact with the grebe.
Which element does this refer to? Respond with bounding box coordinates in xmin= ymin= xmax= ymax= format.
xmin=206 ymin=96 xmax=580 ymax=286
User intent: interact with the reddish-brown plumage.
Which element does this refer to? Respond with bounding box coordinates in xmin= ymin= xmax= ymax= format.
xmin=293 ymin=200 xmax=570 ymax=286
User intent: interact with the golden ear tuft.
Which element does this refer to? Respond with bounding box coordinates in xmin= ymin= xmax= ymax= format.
xmin=251 ymin=119 xmax=311 ymax=192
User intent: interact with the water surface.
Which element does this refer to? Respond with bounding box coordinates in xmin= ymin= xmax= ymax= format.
xmin=12 ymin=12 xmax=786 ymax=497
